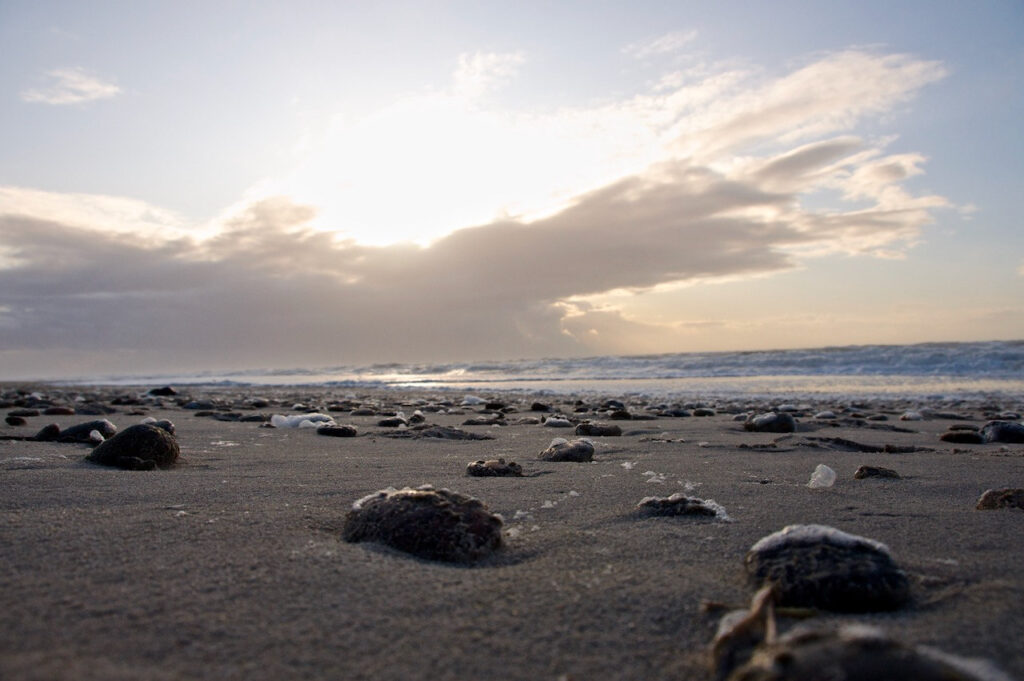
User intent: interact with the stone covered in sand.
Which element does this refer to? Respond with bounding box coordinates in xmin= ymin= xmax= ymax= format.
xmin=975 ymin=488 xmax=1024 ymax=510
xmin=342 ymin=486 xmax=503 ymax=563
xmin=537 ymin=438 xmax=595 ymax=462
xmin=636 ymin=493 xmax=727 ymax=519
xmin=744 ymin=524 xmax=909 ymax=611
xmin=744 ymin=412 xmax=796 ymax=433
xmin=86 ymin=423 xmax=180 ymax=470
xmin=466 ymin=458 xmax=523 ymax=477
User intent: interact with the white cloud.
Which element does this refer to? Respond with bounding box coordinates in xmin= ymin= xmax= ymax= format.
xmin=624 ymin=30 xmax=698 ymax=60
xmin=453 ymin=51 xmax=526 ymax=98
xmin=20 ymin=67 xmax=121 ymax=105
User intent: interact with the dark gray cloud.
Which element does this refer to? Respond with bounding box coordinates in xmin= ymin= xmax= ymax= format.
xmin=0 ymin=145 xmax=941 ymax=377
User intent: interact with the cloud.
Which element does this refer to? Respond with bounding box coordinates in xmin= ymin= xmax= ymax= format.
xmin=453 ymin=51 xmax=526 ymax=98
xmin=20 ymin=67 xmax=121 ymax=105
xmin=0 ymin=48 xmax=953 ymax=376
xmin=624 ymin=30 xmax=698 ymax=60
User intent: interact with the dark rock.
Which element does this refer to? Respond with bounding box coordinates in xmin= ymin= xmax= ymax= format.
xmin=538 ymin=438 xmax=594 ymax=462
xmin=240 ymin=414 xmax=270 ymax=423
xmin=744 ymin=524 xmax=909 ymax=612
xmin=7 ymin=408 xmax=40 ymax=417
xmin=466 ymin=458 xmax=523 ymax=477
xmin=975 ymin=488 xmax=1024 ymax=510
xmin=86 ymin=424 xmax=179 ymax=470
xmin=484 ymin=402 xmax=505 ymax=411
xmin=407 ymin=412 xmax=426 ymax=424
xmin=212 ymin=412 xmax=242 ymax=422
xmin=693 ymin=407 xmax=717 ymax=417
xmin=42 ymin=406 xmax=75 ymax=416
xmin=608 ymin=410 xmax=633 ymax=420
xmin=377 ymin=416 xmax=407 ymax=428
xmin=144 ymin=419 xmax=175 ymax=435
xmin=74 ymin=403 xmax=117 ymax=415
xmin=636 ymin=493 xmax=724 ymax=518
xmin=530 ymin=402 xmax=552 ymax=412
xmin=342 ymin=486 xmax=503 ymax=563
xmin=58 ymin=419 xmax=117 ymax=443
xmin=462 ymin=415 xmax=504 ymax=426
xmin=940 ymin=430 xmax=984 ymax=444
xmin=853 ymin=465 xmax=901 ymax=480
xmin=980 ymin=420 xmax=1024 ymax=444
xmin=317 ymin=425 xmax=358 ymax=437
xmin=183 ymin=400 xmax=214 ymax=410
xmin=602 ymin=399 xmax=626 ymax=411
xmin=575 ymin=422 xmax=623 ymax=437
xmin=148 ymin=386 xmax=178 ymax=396
xmin=5 ymin=416 xmax=27 ymax=426
xmin=34 ymin=423 xmax=61 ymax=441
xmin=418 ymin=425 xmax=494 ymax=441
xmin=660 ymin=408 xmax=692 ymax=417
xmin=744 ymin=412 xmax=796 ymax=433
xmin=351 ymin=408 xmax=377 ymax=416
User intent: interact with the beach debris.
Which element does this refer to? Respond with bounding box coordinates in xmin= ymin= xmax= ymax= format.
xmin=270 ymin=413 xmax=335 ymax=429
xmin=57 ymin=419 xmax=118 ymax=443
xmin=975 ymin=488 xmax=1024 ymax=510
xmin=542 ymin=416 xmax=574 ymax=428
xmin=636 ymin=493 xmax=729 ymax=520
xmin=537 ymin=437 xmax=595 ymax=462
xmin=979 ymin=420 xmax=1024 ymax=443
xmin=342 ymin=485 xmax=503 ymax=563
xmin=317 ymin=425 xmax=358 ymax=437
xmin=853 ymin=465 xmax=901 ymax=480
xmin=941 ymin=430 xmax=985 ymax=444
xmin=466 ymin=458 xmax=523 ymax=477
xmin=85 ymin=423 xmax=180 ymax=470
xmin=575 ymin=422 xmax=622 ymax=436
xmin=744 ymin=524 xmax=909 ymax=611
xmin=807 ymin=464 xmax=836 ymax=488
xmin=744 ymin=412 xmax=796 ymax=433
xmin=710 ymin=587 xmax=1013 ymax=681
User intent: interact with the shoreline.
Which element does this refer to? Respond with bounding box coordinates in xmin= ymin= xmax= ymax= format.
xmin=2 ymin=384 xmax=1022 ymax=680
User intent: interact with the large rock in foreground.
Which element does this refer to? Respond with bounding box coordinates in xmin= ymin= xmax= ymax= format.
xmin=342 ymin=486 xmax=503 ymax=563
xmin=86 ymin=424 xmax=179 ymax=470
xmin=744 ymin=524 xmax=909 ymax=612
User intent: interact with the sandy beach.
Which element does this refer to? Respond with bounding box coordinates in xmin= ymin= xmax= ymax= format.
xmin=2 ymin=385 xmax=1022 ymax=680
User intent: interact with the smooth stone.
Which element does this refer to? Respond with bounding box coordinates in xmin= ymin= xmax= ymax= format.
xmin=607 ymin=409 xmax=633 ymax=420
xmin=900 ymin=411 xmax=924 ymax=421
xmin=74 ymin=403 xmax=117 ymax=415
xmin=350 ymin=408 xmax=377 ymax=416
xmin=342 ymin=486 xmax=503 ymax=563
xmin=853 ymin=465 xmax=901 ymax=479
xmin=147 ymin=386 xmax=178 ymax=396
xmin=744 ymin=524 xmax=909 ymax=612
xmin=537 ymin=438 xmax=595 ymax=462
xmin=980 ymin=420 xmax=1024 ymax=444
xmin=693 ymin=408 xmax=717 ymax=417
xmin=317 ymin=425 xmax=358 ymax=437
xmin=86 ymin=424 xmax=179 ymax=470
xmin=636 ymin=493 xmax=725 ymax=518
xmin=975 ymin=488 xmax=1024 ymax=510
xmin=940 ymin=430 xmax=985 ymax=444
xmin=462 ymin=415 xmax=504 ymax=426
xmin=466 ymin=458 xmax=523 ymax=477
xmin=574 ymin=422 xmax=623 ymax=437
xmin=542 ymin=416 xmax=574 ymax=428
xmin=8 ymin=408 xmax=40 ymax=417
xmin=744 ymin=412 xmax=796 ymax=433
xmin=530 ymin=402 xmax=552 ymax=412
xmin=58 ymin=419 xmax=117 ymax=443
xmin=5 ymin=416 xmax=27 ymax=426
xmin=377 ymin=416 xmax=407 ymax=427
xmin=34 ymin=423 xmax=61 ymax=440
xmin=42 ymin=406 xmax=75 ymax=416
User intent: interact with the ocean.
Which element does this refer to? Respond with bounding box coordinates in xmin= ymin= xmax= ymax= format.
xmin=75 ymin=340 xmax=1024 ymax=403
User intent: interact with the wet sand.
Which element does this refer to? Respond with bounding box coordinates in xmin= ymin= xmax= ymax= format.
xmin=2 ymin=386 xmax=1022 ymax=680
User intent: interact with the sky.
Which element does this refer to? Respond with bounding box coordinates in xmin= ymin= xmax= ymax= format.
xmin=1 ymin=1 xmax=1022 ymax=380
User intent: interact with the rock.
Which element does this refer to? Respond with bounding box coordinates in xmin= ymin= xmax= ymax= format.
xmin=317 ymin=425 xmax=358 ymax=437
xmin=461 ymin=415 xmax=504 ymax=426
xmin=183 ymin=400 xmax=214 ymax=410
xmin=900 ymin=411 xmax=924 ymax=421
xmin=744 ymin=524 xmax=909 ymax=611
xmin=693 ymin=407 xmax=717 ymax=417
xmin=74 ymin=402 xmax=117 ymax=415
xmin=541 ymin=416 xmax=574 ymax=428
xmin=42 ymin=406 xmax=75 ymax=416
xmin=530 ymin=402 xmax=552 ymax=412
xmin=466 ymin=458 xmax=523 ymax=477
xmin=814 ymin=411 xmax=837 ymax=420
xmin=574 ymin=422 xmax=622 ymax=437
xmin=853 ymin=465 xmax=901 ymax=479
xmin=140 ymin=417 xmax=175 ymax=434
xmin=975 ymin=488 xmax=1024 ymax=510
xmin=34 ymin=423 xmax=61 ymax=440
xmin=636 ymin=493 xmax=727 ymax=519
xmin=8 ymin=408 xmax=40 ymax=417
xmin=147 ymin=386 xmax=178 ymax=396
xmin=607 ymin=409 xmax=633 ymax=420
xmin=342 ymin=486 xmax=503 ymax=563
xmin=712 ymin=590 xmax=1013 ymax=681
xmin=940 ymin=430 xmax=984 ymax=444
xmin=744 ymin=412 xmax=796 ymax=433
xmin=86 ymin=424 xmax=180 ymax=470
xmin=5 ymin=416 xmax=27 ymax=426
xmin=980 ymin=420 xmax=1024 ymax=444
xmin=350 ymin=408 xmax=377 ymax=416
xmin=537 ymin=438 xmax=595 ymax=462
xmin=59 ymin=419 xmax=117 ymax=443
